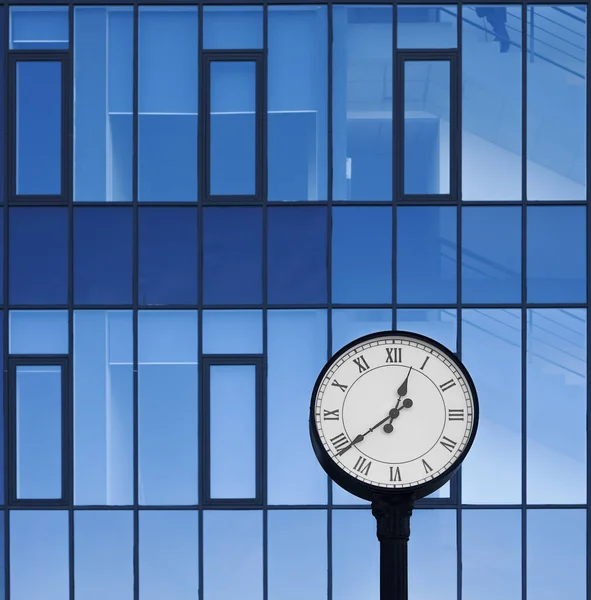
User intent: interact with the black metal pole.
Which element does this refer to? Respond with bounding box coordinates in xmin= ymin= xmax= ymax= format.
xmin=371 ymin=493 xmax=414 ymax=600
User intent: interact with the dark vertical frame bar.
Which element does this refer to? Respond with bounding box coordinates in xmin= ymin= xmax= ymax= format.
xmin=586 ymin=3 xmax=590 ymax=599
xmin=392 ymin=3 xmax=398 ymax=332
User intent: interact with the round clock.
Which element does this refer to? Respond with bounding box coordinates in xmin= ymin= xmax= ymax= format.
xmin=309 ymin=330 xmax=479 ymax=501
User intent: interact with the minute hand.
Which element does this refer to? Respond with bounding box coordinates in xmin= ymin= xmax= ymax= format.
xmin=337 ymin=415 xmax=392 ymax=456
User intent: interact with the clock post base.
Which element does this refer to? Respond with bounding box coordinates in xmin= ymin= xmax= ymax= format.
xmin=371 ymin=494 xmax=414 ymax=600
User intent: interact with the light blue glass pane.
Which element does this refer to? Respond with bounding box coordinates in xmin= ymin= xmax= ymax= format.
xmin=404 ymin=61 xmax=450 ymax=195
xmin=203 ymin=6 xmax=263 ymax=49
xmin=527 ymin=206 xmax=586 ymax=303
xmin=396 ymin=309 xmax=456 ymax=351
xmin=16 ymin=62 xmax=61 ymax=195
xmin=210 ymin=61 xmax=256 ymax=196
xmin=463 ymin=6 xmax=521 ymax=200
xmin=16 ymin=366 xmax=61 ymax=499
xmin=74 ymin=7 xmax=133 ymax=203
xmin=268 ymin=511 xmax=327 ymax=600
xmin=210 ymin=365 xmax=256 ymax=498
xmin=462 ymin=309 xmax=521 ymax=503
xmin=9 ymin=310 xmax=68 ymax=355
xmin=463 ymin=510 xmax=521 ymax=600
xmin=10 ymin=511 xmax=68 ymax=600
xmin=398 ymin=6 xmax=456 ymax=48
xmin=0 ymin=518 xmax=4 ymax=600
xmin=397 ymin=207 xmax=457 ymax=303
xmin=138 ymin=311 xmax=198 ymax=505
xmin=74 ymin=511 xmax=133 ymax=600
xmin=140 ymin=511 xmax=199 ymax=600
xmin=332 ymin=208 xmax=392 ymax=303
xmin=138 ymin=7 xmax=198 ymax=202
xmin=527 ymin=6 xmax=586 ymax=201
xmin=527 ymin=309 xmax=586 ymax=504
xmin=267 ymin=310 xmax=327 ymax=504
xmin=74 ymin=311 xmax=133 ymax=505
xmin=527 ymin=509 xmax=586 ymax=599
xmin=203 ymin=310 xmax=262 ymax=354
xmin=204 ymin=511 xmax=262 ymax=599
xmin=268 ymin=6 xmax=327 ymax=201
xmin=332 ymin=6 xmax=392 ymax=201
xmin=10 ymin=7 xmax=68 ymax=49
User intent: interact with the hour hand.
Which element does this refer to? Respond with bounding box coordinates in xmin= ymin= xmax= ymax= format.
xmin=396 ymin=366 xmax=413 ymax=398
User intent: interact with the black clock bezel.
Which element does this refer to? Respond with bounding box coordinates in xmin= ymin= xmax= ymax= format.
xmin=309 ymin=330 xmax=480 ymax=501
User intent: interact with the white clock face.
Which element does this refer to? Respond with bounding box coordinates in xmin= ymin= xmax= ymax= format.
xmin=313 ymin=334 xmax=476 ymax=490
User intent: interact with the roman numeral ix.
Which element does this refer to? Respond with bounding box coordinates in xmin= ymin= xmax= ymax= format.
xmin=385 ymin=347 xmax=402 ymax=363
xmin=353 ymin=355 xmax=370 ymax=373
xmin=323 ymin=408 xmax=340 ymax=421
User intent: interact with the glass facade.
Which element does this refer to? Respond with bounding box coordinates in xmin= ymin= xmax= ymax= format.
xmin=2 ymin=2 xmax=589 ymax=599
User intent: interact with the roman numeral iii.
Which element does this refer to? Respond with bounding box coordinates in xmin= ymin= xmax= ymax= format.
xmin=353 ymin=355 xmax=370 ymax=373
xmin=448 ymin=408 xmax=464 ymax=421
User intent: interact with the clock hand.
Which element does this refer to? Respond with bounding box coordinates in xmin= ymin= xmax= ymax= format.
xmin=337 ymin=412 xmax=396 ymax=456
xmin=383 ymin=398 xmax=414 ymax=433
xmin=393 ymin=367 xmax=413 ymax=411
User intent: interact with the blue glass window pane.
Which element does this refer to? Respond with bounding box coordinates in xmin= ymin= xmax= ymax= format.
xmin=463 ymin=6 xmax=521 ymax=200
xmin=398 ymin=6 xmax=457 ymax=48
xmin=397 ymin=206 xmax=456 ymax=304
xmin=267 ymin=310 xmax=327 ymax=504
xmin=9 ymin=208 xmax=67 ymax=305
xmin=527 ymin=206 xmax=586 ymax=303
xmin=74 ymin=7 xmax=133 ymax=203
xmin=332 ymin=6 xmax=392 ymax=201
xmin=138 ymin=7 xmax=198 ymax=202
xmin=10 ymin=511 xmax=68 ymax=600
xmin=203 ymin=207 xmax=262 ymax=305
xmin=396 ymin=309 xmax=456 ymax=351
xmin=74 ymin=311 xmax=133 ymax=505
xmin=210 ymin=61 xmax=256 ymax=196
xmin=527 ymin=6 xmax=586 ymax=201
xmin=527 ymin=309 xmax=586 ymax=504
xmin=268 ymin=511 xmax=327 ymax=600
xmin=462 ymin=207 xmax=521 ymax=303
xmin=9 ymin=310 xmax=68 ymax=354
xmin=203 ymin=6 xmax=263 ymax=49
xmin=10 ymin=7 xmax=68 ymax=49
xmin=203 ymin=310 xmax=262 ymax=354
xmin=268 ymin=6 xmax=327 ymax=201
xmin=16 ymin=62 xmax=62 ymax=195
xmin=138 ymin=311 xmax=198 ymax=505
xmin=138 ymin=207 xmax=198 ymax=306
xmin=74 ymin=511 xmax=133 ymax=600
xmin=74 ymin=208 xmax=133 ymax=305
xmin=268 ymin=207 xmax=327 ymax=304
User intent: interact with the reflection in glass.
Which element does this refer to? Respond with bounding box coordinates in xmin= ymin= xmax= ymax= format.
xmin=10 ymin=7 xmax=68 ymax=49
xmin=203 ymin=6 xmax=263 ymax=50
xmin=398 ymin=6 xmax=457 ymax=48
xmin=9 ymin=310 xmax=68 ymax=355
xmin=203 ymin=310 xmax=262 ymax=354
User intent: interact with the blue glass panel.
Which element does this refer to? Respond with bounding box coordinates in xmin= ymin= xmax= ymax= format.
xmin=9 ymin=208 xmax=67 ymax=304
xmin=268 ymin=207 xmax=327 ymax=304
xmin=10 ymin=7 xmax=68 ymax=49
xmin=74 ymin=511 xmax=133 ymax=600
xmin=462 ymin=206 xmax=521 ymax=302
xmin=138 ymin=207 xmax=198 ymax=306
xmin=203 ymin=207 xmax=262 ymax=305
xmin=463 ymin=6 xmax=521 ymax=200
xmin=74 ymin=311 xmax=133 ymax=505
xmin=332 ymin=207 xmax=392 ymax=303
xmin=268 ymin=511 xmax=327 ymax=600
xmin=267 ymin=310 xmax=327 ymax=504
xmin=203 ymin=6 xmax=263 ymax=49
xmin=203 ymin=511 xmax=263 ymax=599
xmin=16 ymin=62 xmax=61 ymax=195
xmin=9 ymin=310 xmax=68 ymax=354
xmin=332 ymin=6 xmax=392 ymax=201
xmin=139 ymin=511 xmax=199 ymax=600
xmin=74 ymin=7 xmax=133 ymax=203
xmin=527 ymin=309 xmax=586 ymax=504
xmin=527 ymin=6 xmax=586 ymax=201
xmin=10 ymin=511 xmax=68 ymax=600
xmin=527 ymin=206 xmax=586 ymax=303
xmin=398 ymin=6 xmax=457 ymax=48
xmin=268 ymin=6 xmax=327 ymax=201
xmin=463 ymin=510 xmax=521 ymax=600
xmin=203 ymin=310 xmax=262 ymax=354
xmin=396 ymin=206 xmax=456 ymax=304
xmin=210 ymin=365 xmax=257 ymax=498
xmin=74 ymin=208 xmax=133 ymax=305
xmin=138 ymin=7 xmax=198 ymax=202
xmin=138 ymin=311 xmax=198 ymax=505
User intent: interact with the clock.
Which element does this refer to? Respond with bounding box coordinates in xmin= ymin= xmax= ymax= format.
xmin=309 ymin=330 xmax=479 ymax=501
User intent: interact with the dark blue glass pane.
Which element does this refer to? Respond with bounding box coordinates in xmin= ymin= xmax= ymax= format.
xmin=9 ymin=207 xmax=67 ymax=305
xmin=10 ymin=7 xmax=68 ymax=49
xmin=268 ymin=207 xmax=327 ymax=304
xmin=203 ymin=6 xmax=263 ymax=49
xmin=74 ymin=208 xmax=132 ymax=305
xmin=203 ymin=208 xmax=262 ymax=305
xmin=139 ymin=207 xmax=198 ymax=306
xmin=398 ymin=6 xmax=457 ymax=48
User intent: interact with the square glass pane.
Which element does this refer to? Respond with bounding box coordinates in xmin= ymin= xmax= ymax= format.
xmin=203 ymin=6 xmax=262 ymax=50
xmin=10 ymin=7 xmax=68 ymax=49
xmin=202 ymin=310 xmax=262 ymax=354
xmin=9 ymin=310 xmax=68 ymax=355
xmin=398 ymin=6 xmax=457 ymax=48
xmin=396 ymin=309 xmax=456 ymax=352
